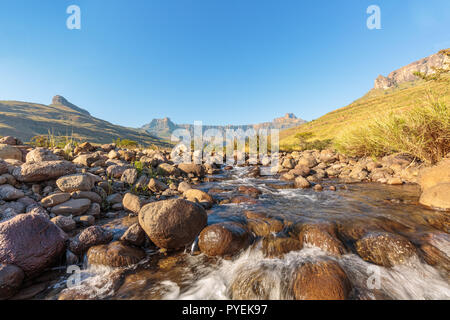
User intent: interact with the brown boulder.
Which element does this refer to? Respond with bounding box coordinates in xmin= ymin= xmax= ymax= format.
xmin=12 ymin=161 xmax=76 ymax=183
xmin=69 ymin=226 xmax=113 ymax=255
xmin=120 ymin=223 xmax=146 ymax=246
xmin=262 ymin=235 xmax=302 ymax=258
xmin=178 ymin=163 xmax=205 ymax=177
xmin=138 ymin=199 xmax=207 ymax=249
xmin=122 ymin=192 xmax=144 ymax=214
xmin=297 ymin=223 xmax=346 ymax=256
xmin=292 ymin=259 xmax=352 ymax=300
xmin=294 ymin=176 xmax=311 ymax=189
xmin=419 ymin=183 xmax=450 ymax=211
xmin=0 ymin=214 xmax=66 ymax=277
xmin=198 ymin=222 xmax=253 ymax=257
xmin=0 ymin=144 xmax=22 ymax=161
xmin=418 ymin=159 xmax=450 ymax=190
xmin=355 ymin=232 xmax=417 ymax=267
xmin=87 ymin=241 xmax=145 ymax=267
xmin=184 ymin=188 xmax=214 ymax=204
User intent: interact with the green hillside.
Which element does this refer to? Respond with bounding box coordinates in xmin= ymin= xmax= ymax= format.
xmin=280 ymin=74 xmax=450 ymax=150
xmin=0 ymin=99 xmax=172 ymax=148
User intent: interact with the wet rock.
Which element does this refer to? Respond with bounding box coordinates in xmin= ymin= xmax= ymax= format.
xmin=297 ymin=223 xmax=346 ymax=256
xmin=12 ymin=160 xmax=76 ymax=183
xmin=246 ymin=166 xmax=261 ymax=178
xmin=0 ymin=213 xmax=66 ymax=277
xmin=87 ymin=241 xmax=145 ymax=267
xmin=0 ymin=264 xmax=25 ymax=299
xmin=313 ymin=184 xmax=323 ymax=191
xmin=120 ymin=223 xmax=146 ymax=246
xmin=138 ymin=199 xmax=207 ymax=249
xmin=51 ymin=198 xmax=91 ymax=216
xmin=419 ymin=183 xmax=450 ymax=211
xmin=56 ymin=174 xmax=94 ymax=193
xmin=230 ymin=266 xmax=280 ymax=300
xmin=51 ymin=215 xmax=76 ymax=232
xmin=183 ymin=189 xmax=214 ymax=204
xmin=230 ymin=196 xmax=258 ymax=204
xmin=355 ymin=232 xmax=417 ymax=267
xmin=0 ymin=184 xmax=24 ymax=201
xmin=0 ymin=144 xmax=22 ymax=161
xmin=417 ymin=232 xmax=450 ymax=273
xmin=244 ymin=211 xmax=284 ymax=237
xmin=289 ymin=165 xmax=311 ymax=177
xmin=40 ymin=193 xmax=71 ymax=208
xmin=294 ymin=176 xmax=311 ymax=189
xmin=65 ymin=250 xmax=78 ymax=265
xmin=69 ymin=226 xmax=114 ymax=255
xmin=121 ymin=168 xmax=138 ymax=185
xmin=292 ymin=259 xmax=352 ymax=300
xmin=198 ymin=222 xmax=253 ymax=257
xmin=262 ymin=235 xmax=302 ymax=258
xmin=238 ymin=186 xmax=262 ymax=198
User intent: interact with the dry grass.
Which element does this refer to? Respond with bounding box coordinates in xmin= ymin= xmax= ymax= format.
xmin=334 ymin=92 xmax=450 ymax=164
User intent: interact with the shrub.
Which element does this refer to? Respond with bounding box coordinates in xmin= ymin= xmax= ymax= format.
xmin=114 ymin=138 xmax=138 ymax=148
xmin=335 ymin=93 xmax=450 ymax=164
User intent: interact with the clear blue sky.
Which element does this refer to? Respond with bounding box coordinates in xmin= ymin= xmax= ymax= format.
xmin=0 ymin=0 xmax=449 ymax=127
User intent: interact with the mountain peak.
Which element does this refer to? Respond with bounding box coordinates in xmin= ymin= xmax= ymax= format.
xmin=374 ymin=49 xmax=450 ymax=89
xmin=51 ymin=95 xmax=90 ymax=116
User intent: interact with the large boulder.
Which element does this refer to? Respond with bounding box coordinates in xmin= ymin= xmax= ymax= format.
xmin=198 ymin=222 xmax=253 ymax=257
xmin=12 ymin=161 xmax=76 ymax=183
xmin=25 ymin=148 xmax=60 ymax=163
xmin=51 ymin=198 xmax=91 ymax=216
xmin=87 ymin=241 xmax=145 ymax=267
xmin=138 ymin=199 xmax=207 ymax=249
xmin=56 ymin=174 xmax=94 ymax=193
xmin=419 ymin=183 xmax=450 ymax=211
xmin=0 ymin=264 xmax=25 ymax=299
xmin=292 ymin=259 xmax=352 ymax=300
xmin=418 ymin=159 xmax=450 ymax=190
xmin=0 ymin=144 xmax=22 ymax=161
xmin=230 ymin=266 xmax=280 ymax=300
xmin=355 ymin=232 xmax=417 ymax=267
xmin=0 ymin=214 xmax=66 ymax=277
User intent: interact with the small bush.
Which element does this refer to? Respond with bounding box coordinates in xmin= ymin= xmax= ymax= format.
xmin=114 ymin=138 xmax=138 ymax=148
xmin=335 ymin=93 xmax=450 ymax=164
xmin=294 ymin=132 xmax=332 ymax=151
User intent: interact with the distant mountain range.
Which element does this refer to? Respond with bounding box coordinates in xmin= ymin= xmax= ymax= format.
xmin=141 ymin=113 xmax=307 ymax=139
xmin=0 ymin=96 xmax=170 ymax=147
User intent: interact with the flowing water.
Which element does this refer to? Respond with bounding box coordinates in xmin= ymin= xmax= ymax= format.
xmin=42 ymin=167 xmax=450 ymax=300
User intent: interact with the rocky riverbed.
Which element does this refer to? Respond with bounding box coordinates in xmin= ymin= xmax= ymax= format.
xmin=0 ymin=136 xmax=449 ymax=300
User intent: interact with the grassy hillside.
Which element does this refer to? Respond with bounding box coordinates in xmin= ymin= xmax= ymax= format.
xmin=280 ymin=74 xmax=450 ymax=150
xmin=0 ymin=100 xmax=172 ymax=148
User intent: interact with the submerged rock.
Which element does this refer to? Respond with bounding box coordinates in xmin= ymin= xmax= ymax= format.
xmin=87 ymin=241 xmax=145 ymax=267
xmin=262 ymin=235 xmax=302 ymax=258
xmin=297 ymin=223 xmax=346 ymax=256
xmin=198 ymin=222 xmax=253 ymax=257
xmin=355 ymin=232 xmax=417 ymax=267
xmin=292 ymin=259 xmax=352 ymax=300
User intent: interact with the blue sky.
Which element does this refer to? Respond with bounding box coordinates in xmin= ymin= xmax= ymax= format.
xmin=0 ymin=0 xmax=449 ymax=127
